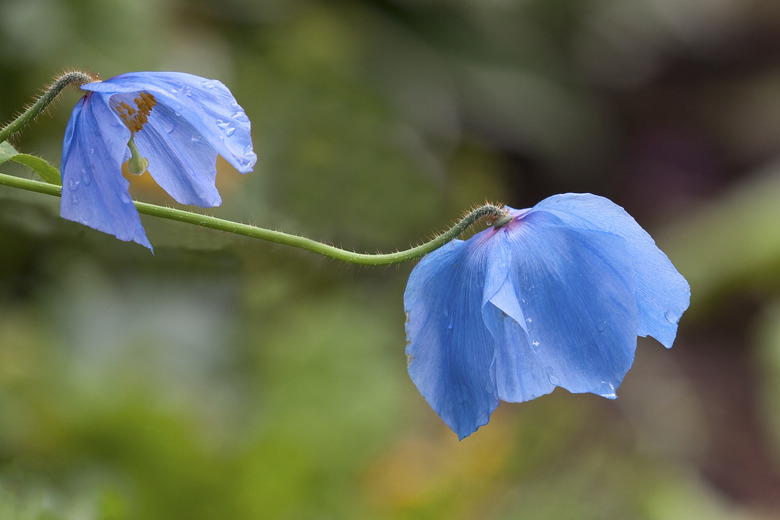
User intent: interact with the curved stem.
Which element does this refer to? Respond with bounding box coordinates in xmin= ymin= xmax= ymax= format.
xmin=0 ymin=71 xmax=94 ymax=144
xmin=0 ymin=172 xmax=508 ymax=265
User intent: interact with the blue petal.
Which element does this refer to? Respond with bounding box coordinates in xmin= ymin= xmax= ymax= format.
xmin=488 ymin=212 xmax=639 ymax=400
xmin=532 ymin=194 xmax=690 ymax=348
xmin=126 ymin=97 xmax=221 ymax=206
xmin=479 ymin=236 xmax=555 ymax=403
xmin=404 ymin=239 xmax=499 ymax=439
xmin=60 ymin=94 xmax=152 ymax=249
xmin=84 ymin=72 xmax=256 ymax=174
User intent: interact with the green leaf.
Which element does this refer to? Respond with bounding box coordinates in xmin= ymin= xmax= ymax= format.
xmin=0 ymin=141 xmax=18 ymax=164
xmin=0 ymin=141 xmax=62 ymax=185
xmin=12 ymin=154 xmax=62 ymax=185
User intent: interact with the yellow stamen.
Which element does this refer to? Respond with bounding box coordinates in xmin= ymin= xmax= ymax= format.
xmin=115 ymin=92 xmax=157 ymax=133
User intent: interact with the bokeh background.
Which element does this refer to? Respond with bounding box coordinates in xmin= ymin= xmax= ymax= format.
xmin=2 ymin=0 xmax=780 ymax=518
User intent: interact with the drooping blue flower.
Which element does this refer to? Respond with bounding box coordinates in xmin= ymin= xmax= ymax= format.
xmin=404 ymin=193 xmax=690 ymax=439
xmin=60 ymin=71 xmax=257 ymax=249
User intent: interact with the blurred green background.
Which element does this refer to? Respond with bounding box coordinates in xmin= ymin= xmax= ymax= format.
xmin=2 ymin=0 xmax=780 ymax=518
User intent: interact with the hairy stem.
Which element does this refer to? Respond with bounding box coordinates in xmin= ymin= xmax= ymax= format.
xmin=0 ymin=71 xmax=94 ymax=144
xmin=0 ymin=172 xmax=509 ymax=265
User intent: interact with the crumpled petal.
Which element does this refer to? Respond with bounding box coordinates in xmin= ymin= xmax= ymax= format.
xmin=404 ymin=194 xmax=690 ymax=439
xmin=60 ymin=93 xmax=152 ymax=248
xmin=84 ymin=72 xmax=256 ymax=175
xmin=404 ymin=239 xmax=499 ymax=439
xmin=129 ymin=99 xmax=221 ymax=206
xmin=488 ymin=211 xmax=638 ymax=402
xmin=533 ymin=193 xmax=691 ymax=348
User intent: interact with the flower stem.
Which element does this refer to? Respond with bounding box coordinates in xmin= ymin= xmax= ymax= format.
xmin=0 ymin=171 xmax=508 ymax=265
xmin=0 ymin=71 xmax=94 ymax=144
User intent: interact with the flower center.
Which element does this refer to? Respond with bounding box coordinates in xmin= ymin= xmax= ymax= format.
xmin=115 ymin=92 xmax=157 ymax=133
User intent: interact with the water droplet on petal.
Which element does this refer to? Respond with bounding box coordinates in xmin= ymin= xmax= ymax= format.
xmin=600 ymin=381 xmax=617 ymax=399
xmin=68 ymin=177 xmax=80 ymax=191
xmin=597 ymin=321 xmax=605 ymax=333
xmin=81 ymin=168 xmax=92 ymax=186
xmin=191 ymin=134 xmax=203 ymax=143
xmin=547 ymin=369 xmax=560 ymax=386
xmin=160 ymin=117 xmax=175 ymax=134
xmin=232 ymin=111 xmax=249 ymax=123
xmin=201 ymin=80 xmax=216 ymax=89
xmin=216 ymin=119 xmax=236 ymax=137
xmin=120 ymin=192 xmax=132 ymax=204
xmin=526 ymin=317 xmax=533 ymax=323
xmin=71 ymin=194 xmax=80 ymax=205
xmin=664 ymin=310 xmax=678 ymax=324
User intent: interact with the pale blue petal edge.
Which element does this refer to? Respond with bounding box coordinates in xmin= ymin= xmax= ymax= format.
xmin=60 ymin=94 xmax=152 ymax=249
xmin=487 ymin=211 xmax=639 ymax=402
xmin=532 ymin=193 xmax=691 ymax=348
xmin=404 ymin=239 xmax=499 ymax=439
xmin=83 ymin=72 xmax=257 ymax=174
xmin=130 ymin=100 xmax=221 ymax=206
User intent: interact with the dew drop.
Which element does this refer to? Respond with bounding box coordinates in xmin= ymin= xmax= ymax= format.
xmin=81 ymin=168 xmax=92 ymax=186
xmin=547 ymin=369 xmax=560 ymax=386
xmin=191 ymin=135 xmax=203 ymax=143
xmin=216 ymin=119 xmax=236 ymax=136
xmin=597 ymin=321 xmax=605 ymax=333
xmin=664 ymin=310 xmax=677 ymax=324
xmin=160 ymin=118 xmax=176 ymax=134
xmin=201 ymin=80 xmax=216 ymax=89
xmin=232 ymin=111 xmax=249 ymax=123
xmin=120 ymin=192 xmax=132 ymax=204
xmin=67 ymin=177 xmax=80 ymax=191
xmin=239 ymin=149 xmax=257 ymax=167
xmin=526 ymin=317 xmax=533 ymax=324
xmin=71 ymin=194 xmax=80 ymax=206
xmin=600 ymin=381 xmax=617 ymax=399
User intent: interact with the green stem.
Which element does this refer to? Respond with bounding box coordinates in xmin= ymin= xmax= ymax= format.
xmin=0 ymin=71 xmax=94 ymax=144
xmin=0 ymin=171 xmax=509 ymax=265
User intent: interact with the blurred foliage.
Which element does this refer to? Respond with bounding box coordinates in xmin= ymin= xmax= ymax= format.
xmin=3 ymin=0 xmax=780 ymax=518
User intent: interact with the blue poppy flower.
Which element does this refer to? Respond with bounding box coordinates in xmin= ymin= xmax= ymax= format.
xmin=60 ymin=71 xmax=257 ymax=249
xmin=404 ymin=193 xmax=690 ymax=439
